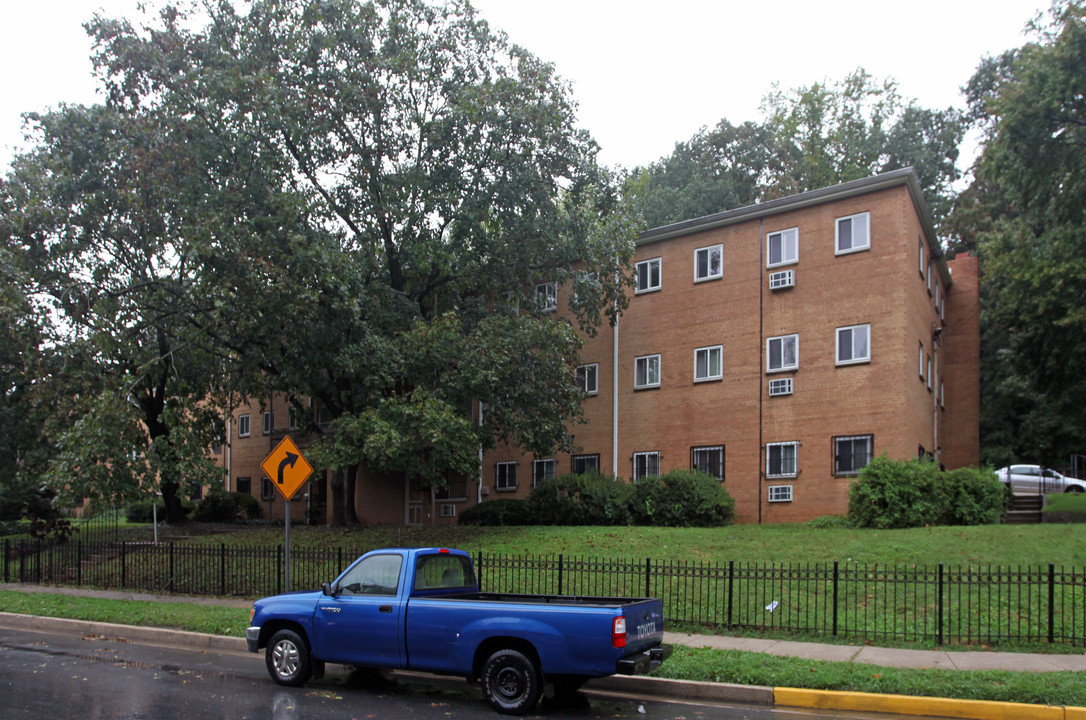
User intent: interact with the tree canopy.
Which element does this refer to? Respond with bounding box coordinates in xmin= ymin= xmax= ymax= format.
xmin=2 ymin=0 xmax=639 ymax=523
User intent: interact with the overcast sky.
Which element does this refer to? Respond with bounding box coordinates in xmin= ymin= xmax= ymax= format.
xmin=1 ymin=0 xmax=1047 ymax=173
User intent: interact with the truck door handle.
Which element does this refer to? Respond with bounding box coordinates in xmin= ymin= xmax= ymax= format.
xmin=379 ymin=605 xmax=393 ymax=613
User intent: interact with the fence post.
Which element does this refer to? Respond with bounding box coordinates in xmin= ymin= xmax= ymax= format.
xmin=937 ymin=563 xmax=944 ymax=646
xmin=557 ymin=554 xmax=563 ymax=596
xmin=832 ymin=561 xmax=839 ymax=637
xmin=1048 ymin=563 xmax=1056 ymax=644
xmin=220 ymin=543 xmax=226 ymax=596
xmin=2 ymin=539 xmax=7 ymax=583
xmin=277 ymin=545 xmax=283 ymax=595
xmin=77 ymin=540 xmax=83 ymax=587
xmin=726 ymin=560 xmax=734 ymax=627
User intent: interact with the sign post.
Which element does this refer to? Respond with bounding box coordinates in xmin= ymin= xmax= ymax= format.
xmin=260 ymin=436 xmax=313 ymax=592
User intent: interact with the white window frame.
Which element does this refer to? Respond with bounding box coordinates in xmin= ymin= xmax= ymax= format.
xmin=576 ymin=363 xmax=599 ymax=395
xmin=766 ymin=441 xmax=798 ymax=479
xmin=495 ymin=462 xmax=518 ymax=492
xmin=919 ymin=238 xmax=925 ymax=277
xmin=767 ymin=334 xmax=799 ymax=373
xmin=768 ymin=377 xmax=793 ymax=396
xmin=768 ymin=485 xmax=793 ymax=502
xmin=635 ymin=257 xmax=662 ymax=294
xmin=440 ymin=503 xmax=457 ymax=518
xmin=836 ymin=324 xmax=871 ymax=366
xmin=635 ymin=354 xmax=661 ymax=389
xmin=835 ymin=212 xmax=870 ymax=255
xmin=694 ymin=244 xmax=723 ymax=282
xmin=633 ymin=451 xmax=660 ymax=481
xmin=535 ymin=282 xmax=557 ymax=312
xmin=919 ymin=342 xmax=925 ymax=380
xmin=834 ymin=434 xmax=874 ymax=476
xmin=238 ymin=414 xmax=251 ymax=438
xmin=940 ymin=380 xmax=946 ymax=409
xmin=692 ymin=445 xmax=724 ymax=481
xmin=263 ymin=411 xmax=274 ymax=435
xmin=532 ymin=458 xmax=556 ymax=487
xmin=927 ymin=354 xmax=933 ymax=390
xmin=694 ymin=345 xmax=723 ymax=382
xmin=767 ymin=227 xmax=798 ymax=268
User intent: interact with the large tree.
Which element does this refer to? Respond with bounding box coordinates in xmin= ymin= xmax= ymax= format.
xmin=627 ymin=69 xmax=965 ymax=229
xmin=963 ymin=0 xmax=1086 ymax=468
xmin=80 ymin=0 xmax=639 ymax=523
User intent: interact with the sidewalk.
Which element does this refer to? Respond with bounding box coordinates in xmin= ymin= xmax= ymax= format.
xmin=5 ymin=582 xmax=1086 ymax=673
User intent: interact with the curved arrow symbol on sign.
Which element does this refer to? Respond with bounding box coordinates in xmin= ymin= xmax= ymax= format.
xmin=277 ymin=452 xmax=299 ymax=485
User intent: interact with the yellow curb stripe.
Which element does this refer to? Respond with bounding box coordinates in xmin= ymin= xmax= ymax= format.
xmin=774 ymin=687 xmax=1071 ymax=720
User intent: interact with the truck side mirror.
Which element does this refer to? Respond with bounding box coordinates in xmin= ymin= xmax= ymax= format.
xmin=322 ymin=582 xmax=334 ymax=596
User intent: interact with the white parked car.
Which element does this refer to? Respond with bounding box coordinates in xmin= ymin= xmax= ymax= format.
xmin=994 ymin=465 xmax=1086 ymax=494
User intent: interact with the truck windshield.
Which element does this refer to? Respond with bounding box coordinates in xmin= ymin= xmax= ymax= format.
xmin=414 ymin=553 xmax=475 ymax=590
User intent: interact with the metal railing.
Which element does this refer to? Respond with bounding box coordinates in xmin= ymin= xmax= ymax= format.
xmin=3 ymin=540 xmax=1083 ymax=647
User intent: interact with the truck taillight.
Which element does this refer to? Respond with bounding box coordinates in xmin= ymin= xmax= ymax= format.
xmin=612 ymin=616 xmax=627 ymax=648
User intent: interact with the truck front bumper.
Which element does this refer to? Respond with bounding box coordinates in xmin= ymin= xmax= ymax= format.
xmin=616 ymin=644 xmax=672 ymax=675
xmin=245 ymin=626 xmax=261 ymax=653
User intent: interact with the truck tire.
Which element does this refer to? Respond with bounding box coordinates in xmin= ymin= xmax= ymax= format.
xmin=266 ymin=629 xmax=312 ymax=687
xmin=480 ymin=648 xmax=542 ymax=715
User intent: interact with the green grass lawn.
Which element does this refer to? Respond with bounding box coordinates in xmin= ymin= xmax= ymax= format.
xmin=172 ymin=521 xmax=1086 ymax=567
xmin=1 ymin=588 xmax=1083 ymax=708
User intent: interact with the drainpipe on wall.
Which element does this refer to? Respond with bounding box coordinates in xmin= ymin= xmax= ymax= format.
xmin=478 ymin=400 xmax=485 ymax=503
xmin=613 ymin=314 xmax=619 ymax=478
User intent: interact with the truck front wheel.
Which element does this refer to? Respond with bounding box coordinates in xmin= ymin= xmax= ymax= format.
xmin=480 ymin=648 xmax=542 ymax=715
xmin=266 ymin=629 xmax=312 ymax=687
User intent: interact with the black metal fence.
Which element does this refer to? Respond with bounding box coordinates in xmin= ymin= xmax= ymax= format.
xmin=3 ymin=540 xmax=1083 ymax=647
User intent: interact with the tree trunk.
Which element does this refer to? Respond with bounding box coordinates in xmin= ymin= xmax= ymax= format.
xmin=161 ymin=480 xmax=186 ymax=524
xmin=344 ymin=463 xmax=360 ymax=526
xmin=329 ymin=469 xmax=345 ymax=526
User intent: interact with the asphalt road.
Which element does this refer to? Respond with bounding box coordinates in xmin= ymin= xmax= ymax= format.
xmin=0 ymin=625 xmax=955 ymax=720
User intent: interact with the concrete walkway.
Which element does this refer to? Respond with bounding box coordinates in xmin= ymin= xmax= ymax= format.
xmin=5 ymin=582 xmax=1086 ymax=673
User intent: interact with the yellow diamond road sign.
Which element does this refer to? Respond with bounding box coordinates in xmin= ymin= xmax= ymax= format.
xmin=260 ymin=436 xmax=314 ymax=501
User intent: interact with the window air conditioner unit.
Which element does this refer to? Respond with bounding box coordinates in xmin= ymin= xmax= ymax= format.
xmin=769 ymin=269 xmax=795 ymax=290
xmin=441 ymin=503 xmax=457 ymax=517
xmin=769 ymin=377 xmax=794 ymax=396
xmin=480 ymin=485 xmax=490 ymax=496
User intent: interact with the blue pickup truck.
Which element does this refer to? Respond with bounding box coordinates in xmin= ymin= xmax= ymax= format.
xmin=246 ymin=547 xmax=671 ymax=714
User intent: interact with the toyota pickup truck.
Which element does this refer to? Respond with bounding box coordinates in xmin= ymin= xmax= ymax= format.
xmin=246 ymin=547 xmax=671 ymax=714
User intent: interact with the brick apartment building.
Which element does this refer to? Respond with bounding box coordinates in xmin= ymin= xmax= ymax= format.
xmin=213 ymin=168 xmax=980 ymax=525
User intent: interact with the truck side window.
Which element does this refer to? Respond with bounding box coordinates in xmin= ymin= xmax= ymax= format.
xmin=337 ymin=554 xmax=403 ymax=596
xmin=414 ymin=554 xmax=476 ymax=590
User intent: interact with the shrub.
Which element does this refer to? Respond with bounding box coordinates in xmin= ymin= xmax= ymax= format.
xmin=527 ymin=471 xmax=632 ymax=526
xmin=125 ymin=497 xmax=195 ymax=523
xmin=192 ymin=490 xmax=262 ymax=523
xmin=848 ymin=456 xmax=1005 ymax=529
xmin=458 ymin=498 xmax=534 ymax=526
xmin=627 ymin=470 xmax=735 ymax=527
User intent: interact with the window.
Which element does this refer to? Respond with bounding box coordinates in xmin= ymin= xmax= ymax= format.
xmin=926 ymin=260 xmax=933 ymax=294
xmin=337 ymin=554 xmax=403 ymax=596
xmin=694 ymin=244 xmax=723 ymax=281
xmin=834 ymin=434 xmax=873 ymax=476
xmin=919 ymin=342 xmax=925 ymax=379
xmin=495 ymin=462 xmax=517 ymax=491
xmin=919 ymin=238 xmax=925 ymax=276
xmin=692 ymin=446 xmax=724 ymax=481
xmin=536 ymin=282 xmax=557 ymax=312
xmin=927 ymin=354 xmax=933 ymax=390
xmin=934 ymin=281 xmax=940 ymax=309
xmin=767 ymin=334 xmax=798 ymax=373
xmin=694 ymin=345 xmax=723 ymax=382
xmin=766 ymin=441 xmax=798 ymax=478
xmin=532 ymin=458 xmax=556 ymax=486
xmin=768 ymin=485 xmax=793 ymax=502
xmin=636 ymin=258 xmax=661 ymax=293
xmin=633 ymin=451 xmax=660 ymax=481
xmin=263 ymin=411 xmax=274 ymax=435
xmin=288 ymin=408 xmax=298 ymax=430
xmin=635 ymin=354 xmax=661 ymax=389
xmin=940 ymin=380 xmax=945 ymax=408
xmin=576 ymin=363 xmax=599 ymax=395
xmin=836 ymin=324 xmax=871 ymax=365
xmin=572 ymin=454 xmax=600 ymax=475
xmin=440 ymin=503 xmax=457 ymax=518
xmin=236 ymin=477 xmax=251 ymax=495
xmin=238 ymin=414 xmax=251 ymax=438
xmin=769 ymin=377 xmax=793 ymax=396
xmin=767 ymin=227 xmax=798 ymax=267
xmin=261 ymin=477 xmax=274 ymax=501
xmin=835 ymin=212 xmax=870 ymax=254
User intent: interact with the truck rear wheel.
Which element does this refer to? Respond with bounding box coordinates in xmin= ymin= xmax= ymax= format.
xmin=266 ymin=629 xmax=312 ymax=687
xmin=481 ymin=648 xmax=542 ymax=715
